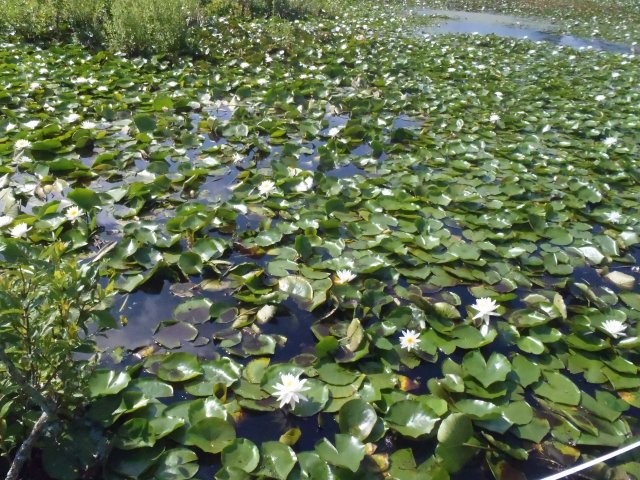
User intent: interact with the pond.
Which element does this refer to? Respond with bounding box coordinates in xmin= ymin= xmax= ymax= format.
xmin=3 ymin=3 xmax=640 ymax=479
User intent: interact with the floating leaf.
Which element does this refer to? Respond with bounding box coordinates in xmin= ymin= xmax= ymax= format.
xmin=338 ymin=399 xmax=378 ymax=440
xmin=315 ymin=434 xmax=365 ymax=472
xmin=156 ymin=353 xmax=202 ymax=382
xmin=88 ymin=370 xmax=131 ymax=397
xmin=184 ymin=418 xmax=235 ymax=454
xmin=222 ymin=439 xmax=260 ymax=473
xmin=386 ymin=400 xmax=440 ymax=438
xmin=533 ymin=372 xmax=581 ymax=406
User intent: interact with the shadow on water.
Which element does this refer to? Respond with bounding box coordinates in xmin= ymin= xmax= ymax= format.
xmin=414 ymin=8 xmax=636 ymax=54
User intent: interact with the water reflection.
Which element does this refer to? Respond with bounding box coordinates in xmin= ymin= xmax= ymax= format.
xmin=415 ymin=8 xmax=636 ymax=54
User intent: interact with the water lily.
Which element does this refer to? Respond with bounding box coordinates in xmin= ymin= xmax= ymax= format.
xmin=489 ymin=113 xmax=501 ymax=123
xmin=594 ymin=94 xmax=606 ymax=102
xmin=258 ymin=180 xmax=276 ymax=196
xmin=294 ymin=177 xmax=313 ymax=192
xmin=605 ymin=211 xmax=622 ymax=223
xmin=272 ymin=373 xmax=309 ymax=409
xmin=471 ymin=297 xmax=500 ymax=336
xmin=81 ymin=121 xmax=97 ymax=129
xmin=9 ymin=223 xmax=30 ymax=238
xmin=400 ymin=329 xmax=420 ymax=351
xmin=65 ymin=206 xmax=84 ymax=223
xmin=64 ymin=113 xmax=81 ymax=123
xmin=603 ymin=136 xmax=618 ymax=147
xmin=14 ymin=139 xmax=32 ymax=151
xmin=0 ymin=215 xmax=14 ymax=228
xmin=335 ymin=269 xmax=356 ymax=284
xmin=601 ymin=319 xmax=627 ymax=339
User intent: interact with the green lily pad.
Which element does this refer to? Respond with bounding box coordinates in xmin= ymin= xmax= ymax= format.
xmin=386 ymin=400 xmax=440 ymax=438
xmin=184 ymin=418 xmax=235 ymax=454
xmin=533 ymin=372 xmax=581 ymax=406
xmin=256 ymin=441 xmax=297 ymax=480
xmin=222 ymin=439 xmax=260 ymax=473
xmin=88 ymin=370 xmax=131 ymax=397
xmin=315 ymin=434 xmax=365 ymax=472
xmin=156 ymin=353 xmax=203 ymax=382
xmin=338 ymin=399 xmax=378 ymax=440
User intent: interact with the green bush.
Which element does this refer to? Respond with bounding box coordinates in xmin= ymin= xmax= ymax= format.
xmin=106 ymin=0 xmax=201 ymax=55
xmin=205 ymin=0 xmax=338 ymax=19
xmin=205 ymin=0 xmax=248 ymax=17
xmin=0 ymin=241 xmax=114 ymax=456
xmin=62 ymin=0 xmax=109 ymax=46
xmin=0 ymin=0 xmax=65 ymax=41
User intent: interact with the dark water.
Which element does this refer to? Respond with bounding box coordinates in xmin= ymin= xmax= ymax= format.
xmin=415 ymin=9 xmax=636 ymax=54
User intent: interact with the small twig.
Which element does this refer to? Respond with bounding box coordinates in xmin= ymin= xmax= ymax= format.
xmin=5 ymin=411 xmax=49 ymax=480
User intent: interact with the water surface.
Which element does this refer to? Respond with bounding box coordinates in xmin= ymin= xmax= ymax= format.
xmin=414 ymin=8 xmax=636 ymax=54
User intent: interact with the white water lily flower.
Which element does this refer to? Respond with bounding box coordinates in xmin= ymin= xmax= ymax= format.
xmin=294 ymin=177 xmax=313 ymax=192
xmin=471 ymin=297 xmax=500 ymax=336
xmin=335 ymin=269 xmax=356 ymax=284
xmin=0 ymin=215 xmax=13 ymax=228
xmin=64 ymin=113 xmax=81 ymax=123
xmin=400 ymin=329 xmax=420 ymax=351
xmin=603 ymin=137 xmax=618 ymax=147
xmin=81 ymin=121 xmax=96 ymax=129
xmin=65 ymin=205 xmax=84 ymax=223
xmin=272 ymin=373 xmax=309 ymax=409
xmin=489 ymin=113 xmax=500 ymax=123
xmin=14 ymin=139 xmax=32 ymax=151
xmin=258 ymin=180 xmax=276 ymax=196
xmin=594 ymin=94 xmax=606 ymax=102
xmin=9 ymin=223 xmax=30 ymax=238
xmin=23 ymin=120 xmax=40 ymax=129
xmin=601 ymin=319 xmax=627 ymax=339
xmin=605 ymin=211 xmax=622 ymax=223
xmin=471 ymin=297 xmax=500 ymax=321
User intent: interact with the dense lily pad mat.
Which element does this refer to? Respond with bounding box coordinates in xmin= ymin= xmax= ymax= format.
xmin=2 ymin=1 xmax=640 ymax=479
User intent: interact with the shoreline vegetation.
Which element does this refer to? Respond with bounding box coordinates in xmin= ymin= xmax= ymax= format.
xmin=1 ymin=0 xmax=640 ymax=479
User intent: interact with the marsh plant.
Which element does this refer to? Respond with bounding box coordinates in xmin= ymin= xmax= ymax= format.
xmin=106 ymin=0 xmax=201 ymax=55
xmin=0 ymin=0 xmax=339 ymax=54
xmin=0 ymin=241 xmax=114 ymax=475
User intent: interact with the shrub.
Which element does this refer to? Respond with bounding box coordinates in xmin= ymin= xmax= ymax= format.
xmin=205 ymin=0 xmax=338 ymax=19
xmin=0 ymin=0 xmax=66 ymax=41
xmin=106 ymin=0 xmax=201 ymax=55
xmin=205 ymin=0 xmax=248 ymax=17
xmin=0 ymin=241 xmax=114 ymax=458
xmin=62 ymin=0 xmax=110 ymax=46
